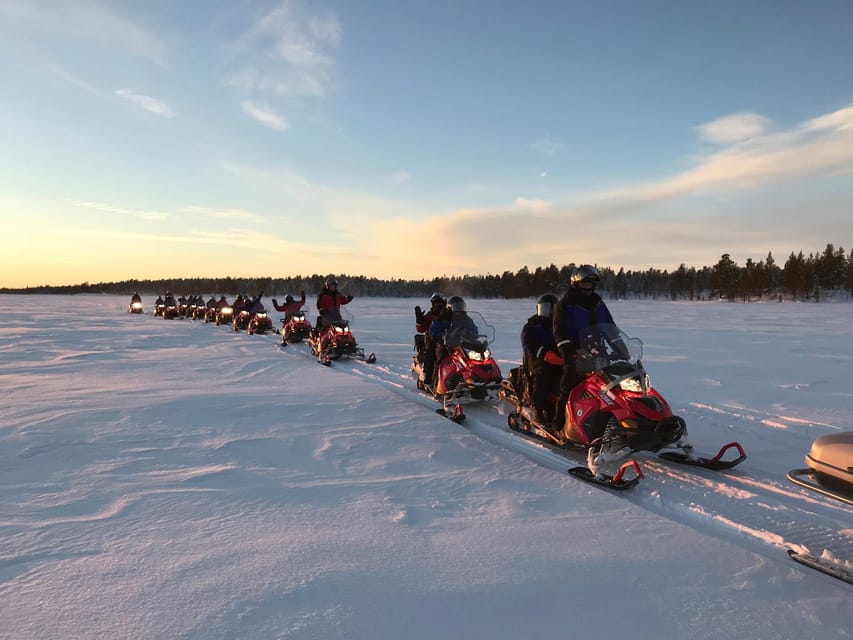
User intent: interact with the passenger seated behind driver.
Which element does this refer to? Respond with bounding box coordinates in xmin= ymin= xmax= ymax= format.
xmin=521 ymin=294 xmax=563 ymax=424
xmin=415 ymin=292 xmax=445 ymax=358
xmin=315 ymin=278 xmax=353 ymax=332
xmin=273 ymin=291 xmax=306 ymax=322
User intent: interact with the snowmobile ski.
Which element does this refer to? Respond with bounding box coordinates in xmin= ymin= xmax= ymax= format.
xmin=567 ymin=459 xmax=643 ymax=491
xmin=436 ymin=404 xmax=466 ymax=423
xmin=658 ymin=442 xmax=746 ymax=470
xmin=787 ymin=549 xmax=853 ymax=586
xmin=787 ymin=468 xmax=853 ymax=506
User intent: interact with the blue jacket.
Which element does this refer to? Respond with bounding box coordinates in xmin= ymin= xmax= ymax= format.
xmin=521 ymin=314 xmax=557 ymax=364
xmin=430 ymin=311 xmax=478 ymax=345
xmin=553 ymin=289 xmax=614 ymax=354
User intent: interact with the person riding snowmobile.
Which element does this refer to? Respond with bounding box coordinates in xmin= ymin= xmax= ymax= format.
xmin=521 ymin=293 xmax=563 ymax=425
xmin=315 ymin=278 xmax=353 ymax=332
xmin=273 ymin=291 xmax=306 ymax=322
xmin=552 ymin=265 xmax=627 ymax=428
xmin=414 ymin=293 xmax=446 ymax=380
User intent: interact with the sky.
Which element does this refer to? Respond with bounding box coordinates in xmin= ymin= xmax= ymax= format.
xmin=1 ymin=0 xmax=853 ymax=289
xmin=1 ymin=295 xmax=851 ymax=638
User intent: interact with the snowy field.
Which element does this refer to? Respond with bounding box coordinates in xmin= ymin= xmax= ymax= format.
xmin=1 ymin=294 xmax=851 ymax=639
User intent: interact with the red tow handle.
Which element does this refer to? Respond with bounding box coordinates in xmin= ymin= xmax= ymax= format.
xmin=710 ymin=442 xmax=746 ymax=464
xmin=612 ymin=459 xmax=644 ymax=484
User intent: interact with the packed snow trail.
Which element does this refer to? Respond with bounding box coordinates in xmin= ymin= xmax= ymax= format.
xmin=267 ymin=332 xmax=853 ymax=582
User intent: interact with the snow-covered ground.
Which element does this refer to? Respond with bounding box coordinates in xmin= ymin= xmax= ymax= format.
xmin=1 ymin=294 xmax=851 ymax=640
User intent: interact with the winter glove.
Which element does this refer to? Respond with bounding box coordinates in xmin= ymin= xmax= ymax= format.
xmin=558 ymin=343 xmax=576 ymax=364
xmin=543 ymin=350 xmax=564 ymax=367
xmin=346 ymin=295 xmax=354 ymax=302
xmin=415 ymin=305 xmax=425 ymax=324
xmin=272 ymin=298 xmax=278 ymax=306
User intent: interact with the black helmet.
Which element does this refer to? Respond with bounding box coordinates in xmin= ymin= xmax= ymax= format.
xmin=536 ymin=293 xmax=558 ymax=317
xmin=325 ymin=277 xmax=338 ymax=288
xmin=429 ymin=292 xmax=445 ymax=306
xmin=447 ymin=295 xmax=466 ymax=312
xmin=570 ymin=265 xmax=600 ymax=289
xmin=285 ymin=294 xmax=294 ymax=304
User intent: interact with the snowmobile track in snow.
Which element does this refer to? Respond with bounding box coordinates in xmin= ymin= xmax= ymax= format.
xmin=268 ymin=333 xmax=853 ymax=585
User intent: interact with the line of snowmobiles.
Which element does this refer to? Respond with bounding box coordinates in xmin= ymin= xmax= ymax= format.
xmin=412 ymin=316 xmax=747 ymax=491
xmin=141 ymin=293 xmax=375 ymax=363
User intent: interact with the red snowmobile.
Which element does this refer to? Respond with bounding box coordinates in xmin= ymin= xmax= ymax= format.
xmin=412 ymin=312 xmax=503 ymax=421
xmin=280 ymin=311 xmax=312 ymax=344
xmin=215 ymin=304 xmax=234 ymax=326
xmin=247 ymin=307 xmax=273 ymax=335
xmin=308 ymin=310 xmax=375 ymax=364
xmin=232 ymin=309 xmax=252 ymax=332
xmin=500 ymin=323 xmax=746 ymax=489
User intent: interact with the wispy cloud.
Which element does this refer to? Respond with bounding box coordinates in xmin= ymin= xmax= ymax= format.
xmin=360 ymin=104 xmax=853 ymax=276
xmin=226 ymin=0 xmax=342 ymax=99
xmin=115 ymin=89 xmax=175 ymax=117
xmin=530 ymin=136 xmax=563 ymax=157
xmin=0 ymin=0 xmax=168 ymax=67
xmin=183 ymin=206 xmax=268 ymax=223
xmin=584 ymin=104 xmax=853 ymax=203
xmin=391 ymin=171 xmax=411 ymax=184
xmin=697 ymin=112 xmax=772 ymax=144
xmin=514 ymin=197 xmax=551 ymax=212
xmin=72 ymin=200 xmax=170 ymax=221
xmin=241 ymin=101 xmax=289 ymax=130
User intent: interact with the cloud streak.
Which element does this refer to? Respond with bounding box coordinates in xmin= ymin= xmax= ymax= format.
xmin=0 ymin=0 xmax=168 ymax=67
xmin=583 ymin=104 xmax=853 ymax=204
xmin=359 ymin=104 xmax=853 ymax=276
xmin=241 ymin=101 xmax=288 ymax=130
xmin=115 ymin=89 xmax=175 ymax=117
xmin=72 ymin=200 xmax=170 ymax=221
xmin=226 ymin=0 xmax=342 ymax=99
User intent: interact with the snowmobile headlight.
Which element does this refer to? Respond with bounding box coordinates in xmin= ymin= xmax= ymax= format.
xmin=131 ymin=302 xmax=142 ymax=310
xmin=619 ymin=377 xmax=643 ymax=393
xmin=222 ymin=307 xmax=233 ymax=314
xmin=256 ymin=312 xmax=267 ymax=318
xmin=334 ymin=325 xmax=349 ymax=334
xmin=467 ymin=349 xmax=489 ymax=361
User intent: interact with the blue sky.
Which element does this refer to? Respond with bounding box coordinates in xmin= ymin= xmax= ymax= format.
xmin=2 ymin=0 xmax=852 ymax=288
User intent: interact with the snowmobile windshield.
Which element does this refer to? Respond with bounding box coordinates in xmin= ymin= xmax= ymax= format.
xmin=574 ymin=323 xmax=642 ymax=373
xmin=443 ymin=310 xmax=495 ymax=347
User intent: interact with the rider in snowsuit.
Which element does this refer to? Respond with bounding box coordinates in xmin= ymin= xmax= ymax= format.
xmin=552 ymin=265 xmax=631 ymax=430
xmin=415 ymin=293 xmax=446 ymax=383
xmin=273 ymin=291 xmax=306 ymax=322
xmin=315 ymin=278 xmax=353 ymax=331
xmin=521 ymin=294 xmax=563 ymax=424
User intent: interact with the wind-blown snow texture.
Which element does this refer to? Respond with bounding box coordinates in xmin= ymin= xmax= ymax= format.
xmin=1 ymin=294 xmax=851 ymax=640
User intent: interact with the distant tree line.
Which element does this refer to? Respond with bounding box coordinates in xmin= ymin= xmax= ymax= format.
xmin=3 ymin=243 xmax=851 ymax=302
